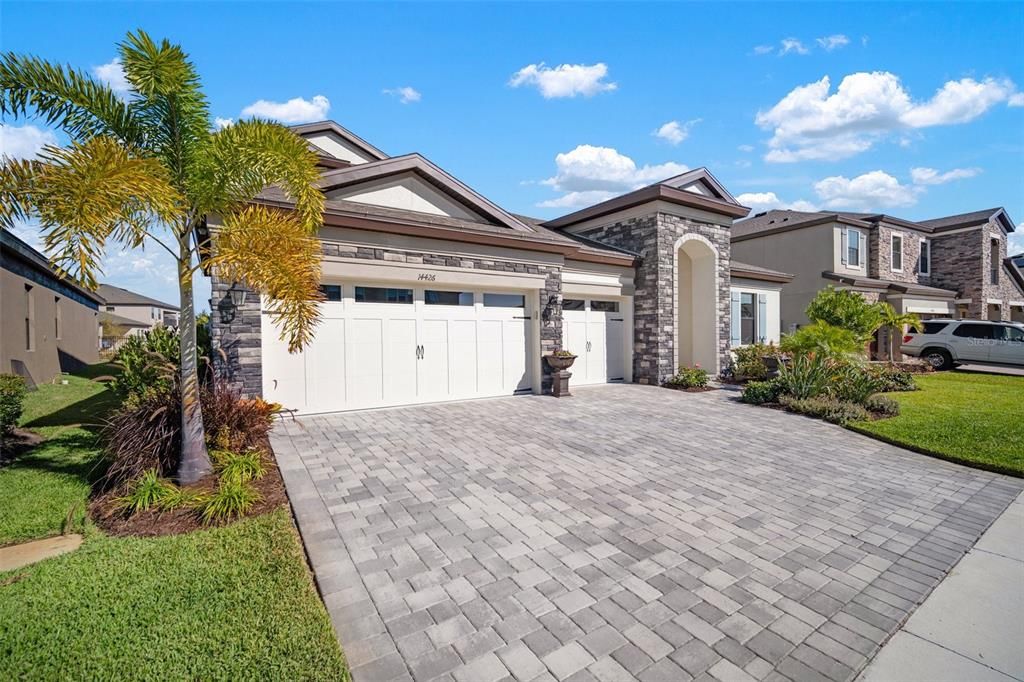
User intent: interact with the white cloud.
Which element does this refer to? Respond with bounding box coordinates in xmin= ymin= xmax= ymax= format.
xmin=736 ymin=192 xmax=817 ymax=213
xmin=653 ymin=119 xmax=700 ymax=145
xmin=241 ymin=94 xmax=330 ymax=123
xmin=214 ymin=117 xmax=234 ymax=130
xmin=509 ymin=62 xmax=617 ymax=98
xmin=752 ymin=45 xmax=775 ymax=56
xmin=0 ymin=124 xmax=57 ymax=160
xmin=92 ymin=58 xmax=131 ymax=95
xmin=538 ymin=144 xmax=687 ymax=208
xmin=910 ymin=166 xmax=982 ymax=185
xmin=737 ymin=144 xmax=755 ymax=153
xmin=1009 ymin=232 xmax=1024 ymax=256
xmin=1010 ymin=93 xmax=1024 ymax=107
xmin=383 ymin=86 xmax=421 ymax=104
xmin=816 ymin=34 xmax=850 ymax=51
xmin=814 ymin=170 xmax=921 ymax=209
xmin=779 ymin=38 xmax=810 ymax=56
xmin=757 ymin=72 xmax=1022 ymax=162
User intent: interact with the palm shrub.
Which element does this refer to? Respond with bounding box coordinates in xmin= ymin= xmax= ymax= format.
xmin=776 ymin=352 xmax=837 ymax=399
xmin=805 ymin=286 xmax=884 ymax=345
xmin=0 ymin=374 xmax=27 ymax=435
xmin=781 ymin=321 xmax=864 ymax=360
xmin=877 ymin=303 xmax=922 ymax=361
xmin=1 ymin=31 xmax=324 ymax=483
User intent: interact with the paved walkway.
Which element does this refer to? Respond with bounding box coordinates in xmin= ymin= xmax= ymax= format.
xmin=270 ymin=384 xmax=1022 ymax=682
xmin=859 ymin=492 xmax=1023 ymax=681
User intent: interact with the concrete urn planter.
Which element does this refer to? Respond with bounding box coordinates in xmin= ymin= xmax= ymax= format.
xmin=545 ymin=354 xmax=577 ymax=397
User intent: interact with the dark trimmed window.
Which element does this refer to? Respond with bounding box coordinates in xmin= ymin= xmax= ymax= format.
xmin=562 ymin=299 xmax=585 ymax=311
xmin=425 ymin=290 xmax=473 ymax=306
xmin=483 ymin=293 xmax=525 ymax=308
xmin=355 ymin=286 xmax=413 ymax=304
xmin=320 ymin=285 xmax=342 ymax=301
xmin=591 ymin=300 xmax=619 ymax=313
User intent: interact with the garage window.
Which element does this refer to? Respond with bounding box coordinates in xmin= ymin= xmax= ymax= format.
xmin=483 ymin=293 xmax=525 ymax=308
xmin=591 ymin=300 xmax=619 ymax=313
xmin=563 ymin=299 xmax=584 ymax=311
xmin=425 ymin=290 xmax=473 ymax=306
xmin=355 ymin=286 xmax=412 ymax=304
xmin=320 ymin=285 xmax=342 ymax=301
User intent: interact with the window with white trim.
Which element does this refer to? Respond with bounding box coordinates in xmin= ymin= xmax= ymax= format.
xmin=891 ymin=233 xmax=903 ymax=272
xmin=844 ymin=228 xmax=863 ymax=268
xmin=919 ymin=239 xmax=931 ymax=275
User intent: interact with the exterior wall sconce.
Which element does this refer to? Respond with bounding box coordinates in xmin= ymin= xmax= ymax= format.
xmin=218 ymin=281 xmax=247 ymax=324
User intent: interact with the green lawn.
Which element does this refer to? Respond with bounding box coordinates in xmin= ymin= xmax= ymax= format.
xmin=852 ymin=371 xmax=1024 ymax=476
xmin=0 ymin=364 xmax=348 ymax=679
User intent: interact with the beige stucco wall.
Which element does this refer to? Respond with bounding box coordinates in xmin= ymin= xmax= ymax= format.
xmin=306 ymin=132 xmax=377 ymax=164
xmin=732 ymin=223 xmax=835 ymax=332
xmin=2 ymin=268 xmax=99 ymax=384
xmin=101 ymin=303 xmax=161 ymax=326
xmin=326 ymin=172 xmax=485 ymax=222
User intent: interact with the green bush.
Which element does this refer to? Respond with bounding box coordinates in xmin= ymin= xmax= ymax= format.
xmin=864 ymin=394 xmax=900 ymax=417
xmin=741 ymin=379 xmax=784 ymax=405
xmin=830 ymin=362 xmax=885 ymax=404
xmin=732 ymin=343 xmax=777 ymax=380
xmin=0 ymin=374 xmax=27 ymax=435
xmin=667 ymin=365 xmax=709 ymax=388
xmin=780 ymin=321 xmax=864 ymax=359
xmin=112 ymin=327 xmax=180 ymax=401
xmin=867 ymin=365 xmax=918 ymax=392
xmin=776 ymin=353 xmax=837 ymax=399
xmin=212 ymin=449 xmax=267 ymax=483
xmin=805 ymin=286 xmax=884 ymax=344
xmin=779 ymin=395 xmax=870 ymax=425
xmin=116 ymin=469 xmax=181 ymax=513
xmin=198 ymin=477 xmax=261 ymax=525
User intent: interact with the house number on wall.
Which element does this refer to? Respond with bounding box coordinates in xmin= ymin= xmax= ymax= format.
xmin=417 ymin=273 xmax=437 ymax=281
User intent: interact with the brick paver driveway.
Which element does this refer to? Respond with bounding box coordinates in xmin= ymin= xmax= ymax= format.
xmin=271 ymin=385 xmax=1022 ymax=682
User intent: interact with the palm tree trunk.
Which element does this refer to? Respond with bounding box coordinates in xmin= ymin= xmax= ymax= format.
xmin=176 ymin=239 xmax=212 ymax=484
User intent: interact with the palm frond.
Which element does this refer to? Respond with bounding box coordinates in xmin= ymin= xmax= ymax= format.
xmin=192 ymin=118 xmax=324 ymax=231
xmin=1 ymin=136 xmax=183 ymax=289
xmin=209 ymin=204 xmax=323 ymax=352
xmin=0 ymin=52 xmax=143 ymax=145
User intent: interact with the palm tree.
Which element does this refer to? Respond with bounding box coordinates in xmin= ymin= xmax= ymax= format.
xmin=1 ymin=31 xmax=325 ymax=483
xmin=877 ymin=303 xmax=922 ymax=362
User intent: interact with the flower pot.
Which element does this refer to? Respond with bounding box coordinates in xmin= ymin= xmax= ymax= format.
xmin=545 ymin=354 xmax=577 ymax=371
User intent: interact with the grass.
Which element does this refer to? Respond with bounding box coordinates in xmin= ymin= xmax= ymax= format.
xmin=0 ymin=511 xmax=347 ymax=680
xmin=851 ymin=370 xmax=1024 ymax=476
xmin=0 ymin=362 xmax=348 ymax=679
xmin=0 ymin=364 xmax=119 ymax=545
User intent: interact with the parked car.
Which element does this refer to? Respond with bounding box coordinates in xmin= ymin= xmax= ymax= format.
xmin=901 ymin=319 xmax=1024 ymax=370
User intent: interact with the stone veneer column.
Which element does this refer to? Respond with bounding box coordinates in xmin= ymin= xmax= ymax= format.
xmin=210 ymin=269 xmax=263 ymax=396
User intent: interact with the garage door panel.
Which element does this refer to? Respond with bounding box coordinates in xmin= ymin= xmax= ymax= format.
xmin=477 ymin=320 xmax=504 ymax=395
xmin=306 ymin=318 xmax=346 ymax=412
xmin=606 ymin=318 xmax=626 ymax=381
xmin=386 ymin=318 xmax=418 ymax=404
xmin=262 ymin=316 xmax=306 ymax=411
xmin=449 ymin=319 xmax=477 ymax=397
xmin=418 ymin=318 xmax=450 ymax=401
xmin=503 ymin=319 xmax=530 ymax=392
xmin=347 ymin=318 xmax=384 ymax=406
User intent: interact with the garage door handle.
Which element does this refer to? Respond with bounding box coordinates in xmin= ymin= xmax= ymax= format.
xmin=586 ymin=341 xmax=591 ymax=352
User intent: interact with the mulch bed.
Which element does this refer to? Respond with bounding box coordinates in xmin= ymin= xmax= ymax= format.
xmin=89 ymin=438 xmax=289 ymax=538
xmin=0 ymin=429 xmax=46 ymax=466
xmin=663 ymin=384 xmax=717 ymax=393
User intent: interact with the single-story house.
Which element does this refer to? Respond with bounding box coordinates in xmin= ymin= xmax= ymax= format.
xmin=209 ymin=121 xmax=791 ymax=415
xmin=96 ymin=283 xmax=180 ymax=331
xmin=1 ymin=229 xmax=101 ymax=386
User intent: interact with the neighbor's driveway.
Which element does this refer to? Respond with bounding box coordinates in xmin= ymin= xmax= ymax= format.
xmin=271 ymin=385 xmax=1022 ymax=682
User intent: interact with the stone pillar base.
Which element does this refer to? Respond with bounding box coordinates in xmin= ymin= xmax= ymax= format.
xmin=551 ymin=370 xmax=572 ymax=398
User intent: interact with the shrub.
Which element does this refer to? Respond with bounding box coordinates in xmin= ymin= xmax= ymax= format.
xmin=116 ymin=469 xmax=179 ymax=513
xmin=667 ymin=365 xmax=709 ymax=388
xmin=0 ymin=374 xmax=27 ymax=435
xmin=203 ymin=383 xmax=279 ymax=452
xmin=732 ymin=343 xmax=777 ymax=380
xmin=780 ymin=322 xmax=864 ymax=360
xmin=197 ymin=477 xmax=261 ymax=524
xmin=864 ymin=394 xmax=900 ymax=417
xmin=829 ymin=363 xmax=884 ymax=404
xmin=741 ymin=379 xmax=784 ymax=405
xmin=805 ymin=286 xmax=884 ymax=344
xmin=212 ymin=448 xmax=266 ymax=483
xmin=779 ymin=395 xmax=870 ymax=425
xmin=867 ymin=365 xmax=918 ymax=392
xmin=111 ymin=327 xmax=180 ymax=401
xmin=776 ymin=353 xmax=837 ymax=399
xmin=101 ymin=388 xmax=180 ymax=489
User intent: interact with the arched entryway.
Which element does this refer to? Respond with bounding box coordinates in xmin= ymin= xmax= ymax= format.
xmin=675 ymin=235 xmax=719 ymax=374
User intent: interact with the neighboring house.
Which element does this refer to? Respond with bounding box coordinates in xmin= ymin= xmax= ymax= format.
xmin=207 ymin=120 xmax=792 ymax=415
xmin=99 ymin=310 xmax=150 ymax=351
xmin=1 ymin=229 xmax=101 ymax=386
xmin=96 ymin=283 xmax=180 ymax=331
xmin=732 ymin=208 xmax=1024 ymax=351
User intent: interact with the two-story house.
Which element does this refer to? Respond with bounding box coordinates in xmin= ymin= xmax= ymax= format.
xmin=96 ymin=284 xmax=180 ymax=332
xmin=731 ymin=207 xmax=1024 ymax=357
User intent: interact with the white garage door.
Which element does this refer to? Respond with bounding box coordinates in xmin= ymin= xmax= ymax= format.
xmin=562 ymin=298 xmax=627 ymax=385
xmin=262 ymin=284 xmax=532 ymax=414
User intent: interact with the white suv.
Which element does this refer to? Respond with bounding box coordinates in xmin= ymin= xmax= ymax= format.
xmin=901 ymin=319 xmax=1024 ymax=370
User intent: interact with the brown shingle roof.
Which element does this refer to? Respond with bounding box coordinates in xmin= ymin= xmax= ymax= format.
xmin=96 ymin=284 xmax=179 ymax=310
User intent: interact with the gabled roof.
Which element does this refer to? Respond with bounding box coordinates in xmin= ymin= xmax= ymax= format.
xmin=100 ymin=310 xmax=150 ymax=329
xmin=734 ymin=207 xmax=1016 ymax=241
xmin=312 ymin=153 xmax=535 ymax=232
xmin=731 ymin=261 xmax=794 ymax=283
xmin=918 ymin=207 xmax=1015 ymax=233
xmin=543 ymin=167 xmax=750 ymax=230
xmin=97 ymin=283 xmax=179 ymax=310
xmin=822 ymin=271 xmax=957 ymax=298
xmin=289 ymin=120 xmax=389 ymax=162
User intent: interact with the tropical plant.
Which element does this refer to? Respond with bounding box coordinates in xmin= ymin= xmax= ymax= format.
xmin=116 ymin=469 xmax=178 ymax=513
xmin=0 ymin=373 xmax=27 ymax=435
xmin=829 ymin=362 xmax=885 ymax=405
xmin=667 ymin=365 xmax=709 ymax=388
xmin=740 ymin=379 xmax=783 ymax=405
xmin=776 ymin=352 xmax=837 ymax=399
xmin=211 ymin=448 xmax=266 ymax=483
xmin=780 ymin=321 xmax=865 ymax=359
xmin=101 ymin=387 xmax=180 ymax=490
xmin=197 ymin=477 xmax=261 ymax=524
xmin=877 ymin=303 xmax=922 ymax=361
xmin=805 ymin=286 xmax=884 ymax=345
xmin=111 ymin=326 xmax=180 ymax=400
xmin=732 ymin=342 xmax=777 ymax=380
xmin=1 ymin=31 xmax=324 ymax=482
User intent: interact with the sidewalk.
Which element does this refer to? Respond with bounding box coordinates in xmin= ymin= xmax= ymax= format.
xmin=859 ymin=491 xmax=1024 ymax=682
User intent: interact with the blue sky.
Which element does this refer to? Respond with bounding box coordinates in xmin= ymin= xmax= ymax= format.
xmin=2 ymin=1 xmax=1023 ymax=308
